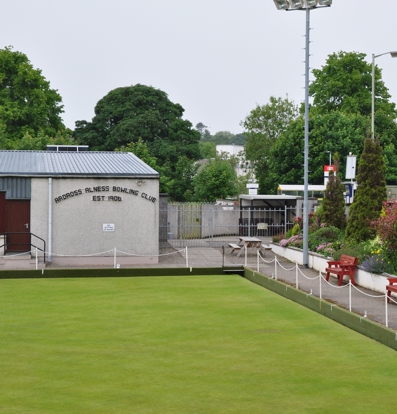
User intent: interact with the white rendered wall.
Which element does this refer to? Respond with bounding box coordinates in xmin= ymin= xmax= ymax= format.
xmin=31 ymin=177 xmax=159 ymax=265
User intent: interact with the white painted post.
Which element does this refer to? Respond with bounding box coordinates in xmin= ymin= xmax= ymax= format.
xmin=257 ymin=250 xmax=260 ymax=272
xmin=295 ymin=264 xmax=298 ymax=289
xmin=319 ymin=271 xmax=322 ymax=301
xmin=349 ymin=281 xmax=352 ymax=312
xmin=275 ymin=257 xmax=278 ymax=280
xmin=385 ymin=294 xmax=389 ymax=328
xmin=114 ymin=247 xmax=116 ymax=268
xmin=185 ymin=246 xmax=188 ymax=268
xmin=36 ymin=247 xmax=38 ymax=270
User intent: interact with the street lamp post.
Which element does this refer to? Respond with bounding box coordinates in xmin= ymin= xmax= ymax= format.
xmin=371 ymin=51 xmax=397 ymax=139
xmin=272 ymin=0 xmax=332 ymax=268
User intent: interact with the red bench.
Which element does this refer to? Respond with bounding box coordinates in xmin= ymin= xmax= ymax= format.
xmin=325 ymin=254 xmax=358 ymax=286
xmin=386 ymin=277 xmax=397 ymax=303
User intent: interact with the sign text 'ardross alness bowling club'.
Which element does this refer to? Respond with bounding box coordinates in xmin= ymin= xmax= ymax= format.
xmin=54 ymin=186 xmax=156 ymax=203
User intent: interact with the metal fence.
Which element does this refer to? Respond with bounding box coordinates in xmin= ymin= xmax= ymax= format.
xmin=160 ymin=203 xmax=312 ymax=248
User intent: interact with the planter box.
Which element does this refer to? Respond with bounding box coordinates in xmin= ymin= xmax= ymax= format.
xmin=270 ymin=243 xmax=389 ymax=294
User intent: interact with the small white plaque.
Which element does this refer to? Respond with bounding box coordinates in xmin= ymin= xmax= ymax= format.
xmin=103 ymin=223 xmax=115 ymax=232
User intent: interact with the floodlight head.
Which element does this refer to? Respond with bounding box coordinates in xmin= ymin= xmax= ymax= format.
xmin=391 ymin=51 xmax=397 ymax=58
xmin=290 ymin=0 xmax=303 ymax=9
xmin=303 ymin=0 xmax=318 ymax=7
xmin=317 ymin=0 xmax=332 ymax=6
xmin=273 ymin=0 xmax=290 ymax=10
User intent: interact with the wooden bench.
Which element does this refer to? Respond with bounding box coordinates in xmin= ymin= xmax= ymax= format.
xmin=229 ymin=243 xmax=241 ymax=254
xmin=325 ymin=254 xmax=359 ymax=286
xmin=261 ymin=244 xmax=272 ymax=254
xmin=386 ymin=277 xmax=397 ymax=303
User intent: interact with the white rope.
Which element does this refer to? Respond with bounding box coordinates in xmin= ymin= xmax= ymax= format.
xmin=320 ymin=273 xmax=350 ymax=289
xmin=350 ymin=283 xmax=386 ymax=298
xmin=276 ymin=261 xmax=296 ymax=271
xmin=296 ymin=266 xmax=320 ymax=280
xmin=1 ymin=251 xmax=32 ymax=259
xmin=389 ymin=296 xmax=397 ymax=305
xmin=46 ymin=249 xmax=115 ymax=257
xmin=257 ymin=251 xmax=276 ymax=264
xmin=116 ymin=248 xmax=185 ymax=258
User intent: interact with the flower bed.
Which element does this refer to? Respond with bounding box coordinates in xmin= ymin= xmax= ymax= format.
xmin=270 ymin=243 xmax=390 ymax=294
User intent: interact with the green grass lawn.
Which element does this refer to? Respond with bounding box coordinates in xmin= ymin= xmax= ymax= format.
xmin=0 ymin=275 xmax=396 ymax=413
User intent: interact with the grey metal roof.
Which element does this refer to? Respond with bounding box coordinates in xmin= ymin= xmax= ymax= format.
xmin=0 ymin=150 xmax=159 ymax=178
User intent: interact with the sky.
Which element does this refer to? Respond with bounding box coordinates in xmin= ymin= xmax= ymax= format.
xmin=1 ymin=0 xmax=397 ymax=135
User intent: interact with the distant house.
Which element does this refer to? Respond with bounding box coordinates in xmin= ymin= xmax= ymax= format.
xmin=216 ymin=144 xmax=250 ymax=178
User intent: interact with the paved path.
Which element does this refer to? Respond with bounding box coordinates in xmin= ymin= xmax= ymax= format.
xmin=158 ymin=246 xmax=397 ymax=331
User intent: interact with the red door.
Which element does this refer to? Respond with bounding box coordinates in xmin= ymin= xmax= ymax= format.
xmin=6 ymin=200 xmax=31 ymax=252
xmin=0 ymin=192 xmax=6 ymax=234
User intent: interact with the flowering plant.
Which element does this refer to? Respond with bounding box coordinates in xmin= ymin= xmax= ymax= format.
xmin=360 ymin=251 xmax=391 ymax=274
xmin=279 ymin=234 xmax=303 ymax=248
xmin=316 ymin=242 xmax=334 ymax=257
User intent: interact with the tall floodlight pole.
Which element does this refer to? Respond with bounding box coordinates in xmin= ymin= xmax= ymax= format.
xmin=372 ymin=51 xmax=397 ymax=139
xmin=272 ymin=0 xmax=332 ymax=267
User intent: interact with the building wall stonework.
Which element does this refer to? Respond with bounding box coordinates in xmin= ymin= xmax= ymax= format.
xmin=31 ymin=177 xmax=159 ymax=265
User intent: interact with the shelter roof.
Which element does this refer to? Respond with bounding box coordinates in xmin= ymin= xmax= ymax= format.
xmin=0 ymin=150 xmax=159 ymax=178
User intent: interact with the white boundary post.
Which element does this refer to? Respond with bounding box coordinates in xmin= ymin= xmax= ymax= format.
xmin=114 ymin=247 xmax=116 ymax=268
xmin=185 ymin=246 xmax=189 ymax=268
xmin=257 ymin=251 xmax=260 ymax=272
xmin=319 ymin=271 xmax=322 ymax=301
xmin=385 ymin=294 xmax=389 ymax=328
xmin=295 ymin=264 xmax=298 ymax=289
xmin=35 ymin=247 xmax=38 ymax=270
xmin=275 ymin=258 xmax=278 ymax=280
xmin=349 ymin=281 xmax=352 ymax=312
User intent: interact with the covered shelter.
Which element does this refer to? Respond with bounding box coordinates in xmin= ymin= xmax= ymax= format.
xmin=239 ymin=194 xmax=318 ymax=237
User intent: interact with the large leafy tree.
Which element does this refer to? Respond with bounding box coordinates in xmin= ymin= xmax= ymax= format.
xmin=0 ymin=46 xmax=65 ymax=143
xmin=193 ymin=156 xmax=238 ymax=202
xmin=345 ymin=137 xmax=387 ymax=242
xmin=242 ymin=96 xmax=299 ymax=194
xmin=310 ymin=51 xmax=396 ymax=119
xmin=262 ymin=51 xmax=397 ymax=193
xmin=74 ymin=84 xmax=201 ymax=201
xmin=265 ymin=112 xmax=368 ymax=193
xmin=74 ymin=84 xmax=200 ymax=163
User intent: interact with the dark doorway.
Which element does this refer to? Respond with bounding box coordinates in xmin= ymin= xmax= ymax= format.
xmin=0 ymin=193 xmax=31 ymax=252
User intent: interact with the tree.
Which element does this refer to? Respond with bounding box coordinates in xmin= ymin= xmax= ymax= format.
xmin=264 ymin=110 xmax=394 ymax=194
xmin=117 ymin=138 xmax=159 ymax=171
xmin=193 ymin=157 xmax=238 ymax=202
xmin=74 ymin=84 xmax=201 ymax=201
xmin=195 ymin=122 xmax=209 ymax=139
xmin=199 ymin=141 xmax=216 ymax=159
xmin=74 ymin=84 xmax=201 ymax=164
xmin=310 ymin=51 xmax=396 ymax=119
xmin=242 ymin=96 xmax=298 ymax=193
xmin=346 ymin=137 xmax=387 ymax=242
xmin=0 ymin=46 xmax=65 ymax=142
xmin=320 ymin=155 xmax=346 ymax=229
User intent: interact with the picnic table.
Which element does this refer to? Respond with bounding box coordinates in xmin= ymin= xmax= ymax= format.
xmin=235 ymin=236 xmax=262 ymax=257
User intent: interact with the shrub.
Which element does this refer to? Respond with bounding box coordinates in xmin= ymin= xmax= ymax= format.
xmin=291 ymin=223 xmax=301 ymax=236
xmin=279 ymin=234 xmax=303 ymax=249
xmin=308 ymin=226 xmax=343 ymax=253
xmin=331 ymin=240 xmax=373 ymax=263
xmin=360 ymin=253 xmax=392 ymax=274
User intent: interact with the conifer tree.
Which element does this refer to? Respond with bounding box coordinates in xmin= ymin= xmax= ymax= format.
xmin=345 ymin=137 xmax=386 ymax=242
xmin=320 ymin=154 xmax=346 ymax=229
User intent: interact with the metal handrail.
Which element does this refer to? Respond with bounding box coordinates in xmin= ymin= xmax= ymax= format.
xmin=0 ymin=232 xmax=46 ymax=263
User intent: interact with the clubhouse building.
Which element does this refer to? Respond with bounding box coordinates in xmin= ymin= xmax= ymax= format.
xmin=0 ymin=147 xmax=160 ymax=267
